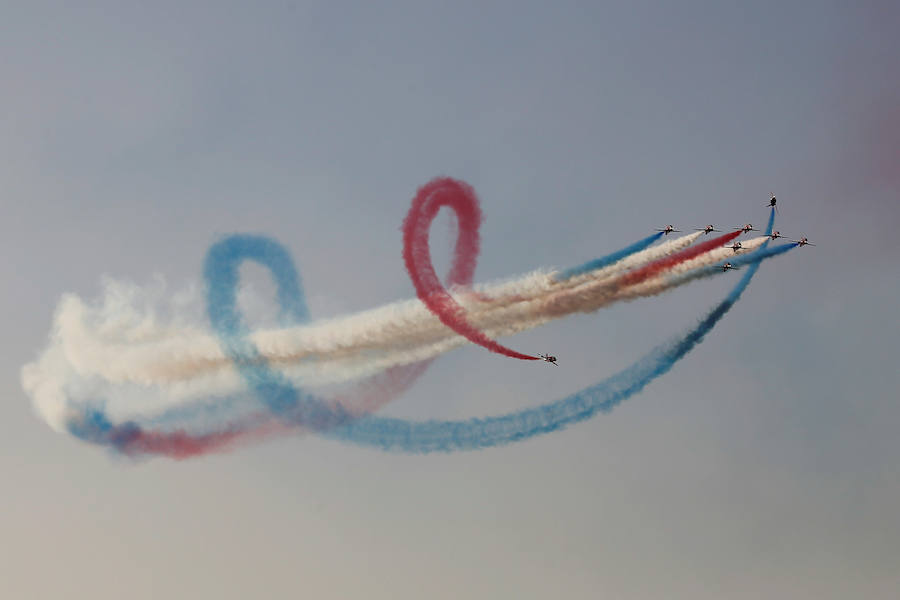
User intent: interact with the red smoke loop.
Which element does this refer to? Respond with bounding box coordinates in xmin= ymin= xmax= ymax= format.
xmin=402 ymin=177 xmax=539 ymax=361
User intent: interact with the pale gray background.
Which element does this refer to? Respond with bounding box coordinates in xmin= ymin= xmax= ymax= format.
xmin=2 ymin=1 xmax=898 ymax=598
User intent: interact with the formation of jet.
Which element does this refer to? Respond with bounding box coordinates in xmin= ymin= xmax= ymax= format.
xmin=539 ymin=194 xmax=814 ymax=369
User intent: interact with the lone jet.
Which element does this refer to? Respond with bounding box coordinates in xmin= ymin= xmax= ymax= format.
xmin=538 ymin=353 xmax=558 ymax=366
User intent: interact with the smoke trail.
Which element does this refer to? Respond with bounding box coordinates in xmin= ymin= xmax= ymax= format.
xmin=557 ymin=231 xmax=663 ymax=280
xmin=67 ymin=359 xmax=439 ymax=459
xmin=724 ymin=241 xmax=797 ymax=268
xmin=595 ymin=236 xmax=773 ymax=305
xmin=615 ymin=229 xmax=741 ymax=287
xmin=402 ymin=177 xmax=539 ymax=361
xmin=554 ymin=231 xmax=704 ymax=287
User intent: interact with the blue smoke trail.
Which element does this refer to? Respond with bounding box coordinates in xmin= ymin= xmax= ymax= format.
xmin=725 ymin=207 xmax=777 ymax=303
xmin=557 ymin=232 xmax=664 ymax=280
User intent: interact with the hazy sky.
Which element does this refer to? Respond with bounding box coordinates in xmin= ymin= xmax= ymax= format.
xmin=2 ymin=1 xmax=898 ymax=598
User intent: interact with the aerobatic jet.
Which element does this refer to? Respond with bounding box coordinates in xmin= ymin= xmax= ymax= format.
xmin=727 ymin=241 xmax=743 ymax=252
xmin=793 ymin=236 xmax=816 ymax=247
xmin=538 ymin=353 xmax=559 ymax=366
xmin=695 ymin=225 xmax=721 ymax=234
xmin=721 ymin=262 xmax=740 ymax=271
xmin=656 ymin=225 xmax=680 ymax=235
xmin=769 ymin=230 xmax=784 ymax=240
xmin=737 ymin=223 xmax=757 ymax=233
xmin=767 ymin=194 xmax=778 ymax=212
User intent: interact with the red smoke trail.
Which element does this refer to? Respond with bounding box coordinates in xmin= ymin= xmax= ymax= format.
xmin=118 ymin=424 xmax=280 ymax=460
xmin=402 ymin=177 xmax=539 ymax=361
xmin=616 ymin=229 xmax=742 ymax=288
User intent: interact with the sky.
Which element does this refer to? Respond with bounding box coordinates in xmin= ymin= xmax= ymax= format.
xmin=2 ymin=1 xmax=899 ymax=598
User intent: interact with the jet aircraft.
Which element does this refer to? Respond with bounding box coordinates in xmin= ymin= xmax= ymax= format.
xmin=538 ymin=353 xmax=558 ymax=366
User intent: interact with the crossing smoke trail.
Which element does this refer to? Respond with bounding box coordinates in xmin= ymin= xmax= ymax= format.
xmin=21 ymin=176 xmax=794 ymax=459
xmin=615 ymin=230 xmax=741 ymax=287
